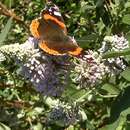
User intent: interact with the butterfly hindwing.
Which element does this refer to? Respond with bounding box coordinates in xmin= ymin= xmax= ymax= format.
xmin=39 ymin=36 xmax=82 ymax=55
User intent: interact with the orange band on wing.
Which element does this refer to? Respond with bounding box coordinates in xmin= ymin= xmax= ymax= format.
xmin=39 ymin=41 xmax=82 ymax=56
xmin=68 ymin=47 xmax=82 ymax=56
xmin=30 ymin=19 xmax=40 ymax=38
xmin=43 ymin=14 xmax=66 ymax=29
xmin=39 ymin=41 xmax=64 ymax=55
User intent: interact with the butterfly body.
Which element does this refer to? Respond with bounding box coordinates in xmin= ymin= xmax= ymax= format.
xmin=30 ymin=2 xmax=82 ymax=55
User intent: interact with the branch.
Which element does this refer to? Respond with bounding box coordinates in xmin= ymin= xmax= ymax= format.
xmin=0 ymin=2 xmax=28 ymax=28
xmin=0 ymin=99 xmax=32 ymax=108
xmin=102 ymin=49 xmax=130 ymax=59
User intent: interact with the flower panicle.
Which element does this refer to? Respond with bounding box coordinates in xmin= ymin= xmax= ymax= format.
xmin=0 ymin=37 xmax=39 ymax=63
xmin=0 ymin=37 xmax=71 ymax=97
xmin=99 ymin=35 xmax=129 ymax=53
xmin=47 ymin=102 xmax=82 ymax=127
xmin=74 ymin=50 xmax=108 ymax=88
xmin=99 ymin=35 xmax=129 ymax=74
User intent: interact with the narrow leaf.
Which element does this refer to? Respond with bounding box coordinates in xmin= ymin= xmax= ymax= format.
xmin=0 ymin=122 xmax=11 ymax=130
xmin=121 ymin=68 xmax=130 ymax=82
xmin=122 ymin=14 xmax=130 ymax=25
xmin=0 ymin=17 xmax=13 ymax=45
xmin=101 ymin=83 xmax=120 ymax=95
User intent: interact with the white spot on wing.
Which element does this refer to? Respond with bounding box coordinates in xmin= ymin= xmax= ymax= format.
xmin=54 ymin=11 xmax=61 ymax=17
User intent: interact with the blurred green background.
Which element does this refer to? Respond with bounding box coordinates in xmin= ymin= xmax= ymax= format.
xmin=1 ymin=0 xmax=130 ymax=130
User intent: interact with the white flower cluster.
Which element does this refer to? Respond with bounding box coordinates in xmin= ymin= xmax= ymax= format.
xmin=105 ymin=35 xmax=129 ymax=51
xmin=0 ymin=37 xmax=71 ymax=97
xmin=99 ymin=35 xmax=129 ymax=74
xmin=74 ymin=50 xmax=108 ymax=87
xmin=0 ymin=52 xmax=5 ymax=62
xmin=99 ymin=35 xmax=129 ymax=53
xmin=0 ymin=37 xmax=39 ymax=63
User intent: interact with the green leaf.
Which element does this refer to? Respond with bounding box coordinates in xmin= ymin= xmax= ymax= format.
xmin=63 ymin=84 xmax=87 ymax=102
xmin=122 ymin=14 xmax=130 ymax=25
xmin=121 ymin=68 xmax=130 ymax=82
xmin=126 ymin=32 xmax=130 ymax=44
xmin=4 ymin=0 xmax=14 ymax=8
xmin=100 ymin=86 xmax=130 ymax=130
xmin=100 ymin=108 xmax=130 ymax=130
xmin=32 ymin=123 xmax=43 ymax=130
xmin=80 ymin=1 xmax=95 ymax=13
xmin=110 ymin=86 xmax=130 ymax=123
xmin=103 ymin=49 xmax=130 ymax=59
xmin=99 ymin=116 xmax=126 ymax=130
xmin=96 ymin=0 xmax=104 ymax=7
xmin=0 ymin=122 xmax=11 ymax=130
xmin=115 ymin=0 xmax=121 ymax=5
xmin=77 ymin=33 xmax=98 ymax=48
xmin=125 ymin=2 xmax=130 ymax=8
xmin=67 ymin=126 xmax=75 ymax=130
xmin=0 ymin=17 xmax=13 ymax=45
xmin=126 ymin=123 xmax=130 ymax=130
xmin=101 ymin=83 xmax=120 ymax=95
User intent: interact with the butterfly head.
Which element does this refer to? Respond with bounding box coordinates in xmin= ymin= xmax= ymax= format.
xmin=42 ymin=2 xmax=61 ymax=17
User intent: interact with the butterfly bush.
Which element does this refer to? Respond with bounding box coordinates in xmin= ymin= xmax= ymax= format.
xmin=0 ymin=37 xmax=71 ymax=97
xmin=0 ymin=37 xmax=39 ymax=63
xmin=21 ymin=53 xmax=71 ymax=96
xmin=74 ymin=50 xmax=108 ymax=87
xmin=99 ymin=35 xmax=129 ymax=74
xmin=0 ymin=52 xmax=5 ymax=62
xmin=0 ymin=34 xmax=129 ymax=95
xmin=73 ymin=35 xmax=129 ymax=88
xmin=47 ymin=101 xmax=82 ymax=127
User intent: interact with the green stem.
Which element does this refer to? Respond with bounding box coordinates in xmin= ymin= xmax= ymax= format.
xmin=76 ymin=90 xmax=93 ymax=103
xmin=102 ymin=49 xmax=130 ymax=59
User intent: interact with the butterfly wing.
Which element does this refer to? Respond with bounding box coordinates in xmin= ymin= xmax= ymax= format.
xmin=30 ymin=18 xmax=41 ymax=39
xmin=39 ymin=36 xmax=82 ymax=55
xmin=38 ymin=18 xmax=82 ymax=55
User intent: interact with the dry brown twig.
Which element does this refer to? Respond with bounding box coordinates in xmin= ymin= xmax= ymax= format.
xmin=0 ymin=1 xmax=28 ymax=28
xmin=0 ymin=99 xmax=32 ymax=108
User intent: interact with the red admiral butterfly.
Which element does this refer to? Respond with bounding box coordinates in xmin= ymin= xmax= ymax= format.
xmin=30 ymin=2 xmax=82 ymax=55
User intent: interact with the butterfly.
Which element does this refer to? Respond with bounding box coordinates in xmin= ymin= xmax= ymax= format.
xmin=30 ymin=2 xmax=82 ymax=55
